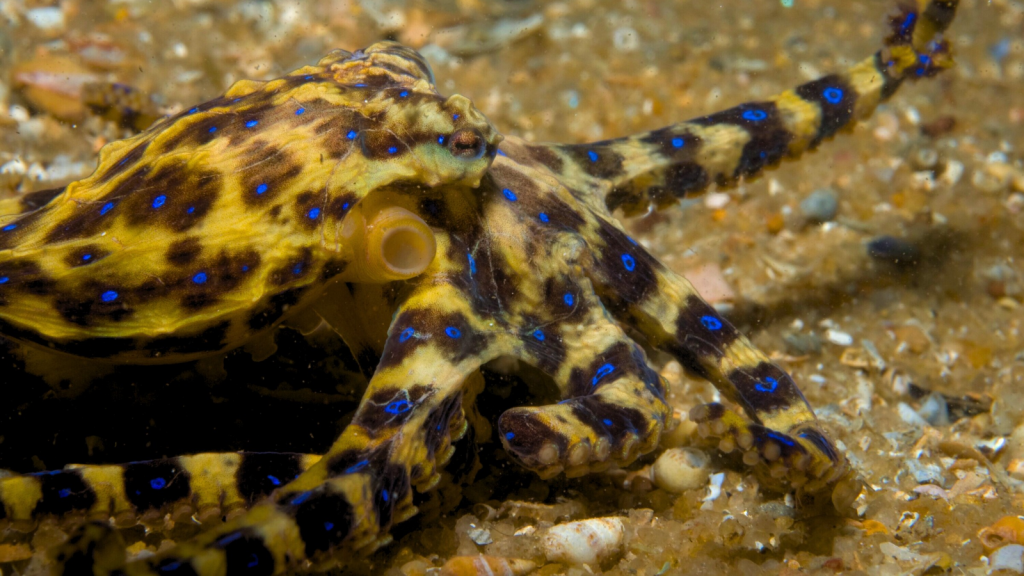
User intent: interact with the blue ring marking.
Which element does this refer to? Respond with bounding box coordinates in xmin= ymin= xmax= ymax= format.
xmin=700 ymin=315 xmax=722 ymax=331
xmin=267 ymin=475 xmax=281 ymax=486
xmin=384 ymin=400 xmax=411 ymax=415
xmin=247 ymin=555 xmax=259 ymax=568
xmin=100 ymin=202 xmax=114 ymax=215
xmin=452 ymin=113 xmax=460 ymax=120
xmin=587 ymin=150 xmax=599 ymax=162
xmin=347 ymin=130 xmax=357 ymax=140
xmin=101 ymin=290 xmax=118 ymax=303
xmin=822 ymin=87 xmax=843 ymax=104
xmin=445 ymin=326 xmax=461 ymax=338
xmin=505 ymin=432 xmax=514 ymax=440
xmin=292 ymin=264 xmax=303 ymax=275
xmin=307 ymin=207 xmax=321 ymax=219
xmin=289 ymin=491 xmax=312 ymax=505
xmin=208 ymin=126 xmax=217 ymax=133
xmin=324 ymin=522 xmax=334 ymax=531
xmin=621 ymin=254 xmax=636 ymax=271
xmin=256 ymin=183 xmax=268 ymax=195
xmin=58 ymin=488 xmax=71 ymax=498
xmin=188 ymin=107 xmax=199 ymax=114
xmin=591 ymin=363 xmax=615 ymax=387
xmin=192 ymin=272 xmax=207 ymax=284
xmin=295 ymin=107 xmax=305 ymax=115
xmin=344 ymin=460 xmax=369 ymax=474
xmin=382 ymin=489 xmax=389 ymax=502
xmin=399 ymin=90 xmax=409 ymax=98
xmin=187 ymin=206 xmax=195 ymax=214
xmin=538 ymin=212 xmax=549 ymax=223
xmin=0 ymin=277 xmax=8 ymax=284
xmin=602 ymin=419 xmax=613 ymax=426
xmin=245 ymin=119 xmax=258 ymax=128
xmin=161 ymin=561 xmax=183 ymax=572
xmin=563 ymin=293 xmax=574 ymax=306
xmin=1 ymin=224 xmax=15 ymax=231
xmin=152 ymin=195 xmax=166 ymax=209
xmin=467 ymin=253 xmax=476 ymax=274
xmin=755 ymin=376 xmax=779 ymax=393
xmin=150 ymin=477 xmax=167 ymax=490
xmin=742 ymin=109 xmax=767 ymax=122
xmin=502 ymin=188 xmax=517 ymax=202
xmin=388 ymin=146 xmax=398 ymax=154
xmin=82 ymin=254 xmax=92 ymax=261
xmin=398 ymin=327 xmax=414 ymax=342
xmin=532 ymin=329 xmax=545 ymax=341
xmin=766 ymin=431 xmax=796 ymax=447
xmin=671 ymin=137 xmax=685 ymax=148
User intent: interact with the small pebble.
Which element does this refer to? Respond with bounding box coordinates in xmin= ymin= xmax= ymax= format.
xmin=911 ymin=148 xmax=939 ymax=170
xmin=867 ymin=236 xmax=920 ymax=267
xmin=783 ymin=332 xmax=822 ymax=355
xmin=652 ymin=447 xmax=710 ymax=493
xmin=988 ymin=545 xmax=1024 ymax=574
xmin=939 ymin=159 xmax=964 ymax=186
xmin=25 ymin=7 xmax=65 ymax=31
xmin=800 ymin=189 xmax=839 ymax=223
xmin=825 ymin=329 xmax=853 ymax=346
xmin=542 ymin=517 xmax=625 ymax=566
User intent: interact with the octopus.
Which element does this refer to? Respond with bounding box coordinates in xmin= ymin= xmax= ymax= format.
xmin=0 ymin=0 xmax=958 ymax=574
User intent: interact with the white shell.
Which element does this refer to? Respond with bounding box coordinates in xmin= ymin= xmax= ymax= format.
xmin=542 ymin=516 xmax=625 ymax=566
xmin=652 ymin=447 xmax=710 ymax=493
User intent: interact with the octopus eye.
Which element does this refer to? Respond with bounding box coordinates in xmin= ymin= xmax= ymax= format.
xmin=447 ymin=128 xmax=485 ymax=160
xmin=362 ymin=207 xmax=436 ymax=282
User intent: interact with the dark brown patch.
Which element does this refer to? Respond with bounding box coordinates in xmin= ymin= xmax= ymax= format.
xmin=377 ymin=308 xmax=489 ymax=372
xmin=326 ymin=193 xmax=358 ymax=221
xmin=294 ymin=191 xmax=328 ymax=231
xmin=794 ymin=75 xmax=858 ymax=146
xmin=97 ymin=141 xmax=150 ymax=184
xmin=691 ymin=101 xmax=794 ymax=180
xmin=165 ymin=238 xmax=203 ymax=266
xmin=0 ymin=259 xmax=55 ymax=304
xmin=269 ymin=249 xmax=312 ymax=286
xmin=118 ymin=161 xmax=222 ymax=233
xmin=353 ymin=385 xmax=431 ymax=435
xmin=560 ymin=143 xmax=625 ymax=179
xmin=524 ymin=144 xmax=564 ymax=173
xmin=44 ymin=166 xmax=152 ymax=244
xmin=591 ymin=217 xmax=660 ymax=310
xmin=727 ymin=362 xmax=808 ymax=417
xmin=142 ymin=320 xmax=230 ymax=357
xmin=519 ymin=315 xmax=567 ymax=375
xmin=19 ymin=186 xmax=65 ymax=213
xmin=159 ymin=111 xmax=230 ymax=151
xmin=565 ymin=341 xmax=637 ymax=399
xmin=422 ymin=393 xmax=464 ymax=458
xmin=64 ymin=245 xmax=109 ymax=268
xmin=247 ymin=286 xmax=306 ymax=331
xmin=569 ymin=396 xmax=652 ymax=451
xmin=179 ymin=249 xmax=261 ymax=311
xmin=497 ymin=408 xmax=569 ymax=469
xmin=29 ymin=469 xmax=97 ymax=518
xmin=288 ymin=488 xmax=355 ymax=559
xmin=238 ymin=141 xmax=302 ymax=207
xmin=360 ymin=129 xmax=409 ymax=160
xmin=313 ymin=111 xmax=360 ymax=159
xmin=669 ymin=294 xmax=740 ymax=362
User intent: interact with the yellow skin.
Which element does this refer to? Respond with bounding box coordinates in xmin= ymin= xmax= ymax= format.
xmin=0 ymin=2 xmax=959 ymax=574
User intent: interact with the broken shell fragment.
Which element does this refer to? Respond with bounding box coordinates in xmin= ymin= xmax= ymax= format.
xmin=542 ymin=516 xmax=625 ymax=566
xmin=439 ymin=555 xmax=537 ymax=576
xmin=652 ymin=447 xmax=711 ymax=493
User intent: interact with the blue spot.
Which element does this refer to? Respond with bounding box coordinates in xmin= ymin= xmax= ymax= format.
xmin=188 ymin=107 xmax=199 ymax=114
xmin=533 ymin=329 xmax=545 ymax=341
xmin=218 ymin=532 xmax=243 ymax=546
xmin=241 ymin=265 xmax=249 ymax=272
xmin=58 ymin=488 xmax=71 ymax=498
xmin=502 ymin=188 xmax=517 ymax=201
xmin=160 ymin=562 xmax=183 ymax=572
xmin=591 ymin=363 xmax=615 ymax=387
xmin=385 ymin=400 xmax=411 ymax=414
xmin=445 ymin=326 xmax=461 ymax=338
xmin=324 ymin=522 xmax=334 ymax=531
xmin=347 ymin=130 xmax=357 ymax=140
xmin=1 ymin=224 xmax=15 ymax=231
xmin=755 ymin=376 xmax=779 ymax=393
xmin=208 ymin=126 xmax=217 ymax=133
xmin=192 ymin=272 xmax=207 ymax=284
xmin=100 ymin=202 xmax=114 ymax=215
xmin=245 ymin=119 xmax=258 ymax=128
xmin=308 ymin=207 xmax=321 ymax=219
xmin=766 ymin=431 xmax=795 ymax=447
xmin=700 ymin=315 xmax=722 ymax=331
xmin=382 ymin=489 xmax=389 ymax=502
xmin=399 ymin=90 xmax=409 ymax=97
xmin=496 ymin=149 xmax=507 ymax=157
xmin=627 ymin=236 xmax=638 ymax=246
xmin=399 ymin=327 xmax=414 ymax=342
xmin=602 ymin=419 xmax=613 ymax=426
xmin=304 ymin=75 xmax=314 ymax=80
xmin=563 ymin=293 xmax=574 ymax=306
xmin=256 ymin=183 xmax=268 ymax=195
xmin=295 ymin=107 xmax=305 ymax=115
xmin=344 ymin=460 xmax=369 ymax=474
xmin=292 ymin=264 xmax=303 ymax=275
xmin=538 ymin=212 xmax=549 ymax=223
xmin=438 ymin=135 xmax=446 ymax=144
xmin=101 ymin=290 xmax=118 ymax=303
xmin=152 ymin=195 xmax=166 ymax=209
xmin=388 ymin=146 xmax=398 ymax=154
xmin=742 ymin=109 xmax=767 ymax=122
xmin=355 ymin=83 xmax=367 ymax=88
xmin=452 ymin=113 xmax=460 ymax=120
xmin=587 ymin=150 xmax=599 ymax=162
xmin=0 ymin=277 xmax=8 ymax=284
xmin=289 ymin=491 xmax=312 ymax=505
xmin=505 ymin=432 xmax=514 ymax=440
xmin=187 ymin=206 xmax=195 ymax=214
xmin=150 ymin=477 xmax=166 ymax=490
xmin=899 ymin=12 xmax=916 ymax=35
xmin=621 ymin=254 xmax=636 ymax=271
xmin=247 ymin=555 xmax=259 ymax=568
xmin=468 ymin=253 xmax=476 ymax=274
xmin=82 ymin=254 xmax=92 ymax=261
xmin=671 ymin=137 xmax=685 ymax=148
xmin=822 ymin=87 xmax=843 ymax=104
xmin=342 ymin=202 xmax=350 ymax=211
xmin=267 ymin=475 xmax=281 ymax=486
